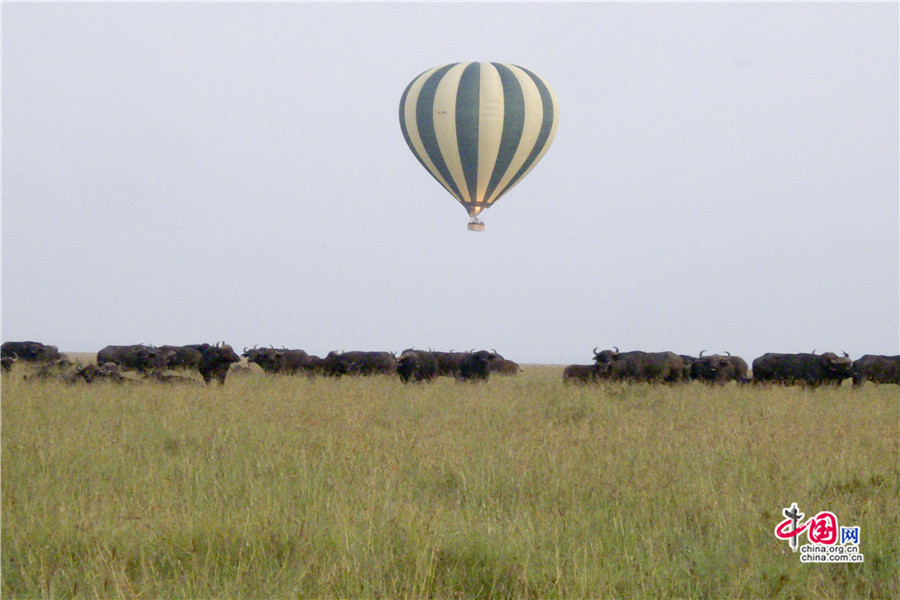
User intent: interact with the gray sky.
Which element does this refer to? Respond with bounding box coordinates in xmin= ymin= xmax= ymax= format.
xmin=3 ymin=2 xmax=898 ymax=365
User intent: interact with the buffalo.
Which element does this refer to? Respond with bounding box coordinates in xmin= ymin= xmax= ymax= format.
xmin=195 ymin=342 xmax=241 ymax=384
xmin=723 ymin=353 xmax=750 ymax=383
xmin=273 ymin=349 xmax=319 ymax=375
xmin=24 ymin=359 xmax=79 ymax=382
xmin=353 ymin=351 xmax=398 ymax=376
xmin=562 ymin=364 xmax=598 ymax=384
xmin=1 ymin=353 xmax=16 ymax=372
xmin=691 ymin=351 xmax=749 ymax=384
xmin=751 ymin=352 xmax=853 ymax=387
xmin=70 ymin=362 xmax=124 ymax=384
xmin=396 ymin=349 xmax=438 ymax=383
xmin=679 ymin=355 xmax=698 ymax=380
xmin=458 ymin=350 xmax=498 ymax=382
xmin=96 ymin=344 xmax=161 ymax=374
xmin=158 ymin=345 xmax=204 ymax=371
xmin=851 ymin=355 xmax=900 ymax=387
xmin=2 ymin=341 xmax=61 ymax=363
xmin=243 ymin=347 xmax=281 ymax=374
xmin=322 ymin=351 xmax=352 ymax=377
xmin=486 ymin=350 xmax=521 ymax=375
xmin=243 ymin=346 xmax=322 ymax=376
xmin=490 ymin=358 xmax=522 ymax=375
xmin=432 ymin=351 xmax=468 ymax=377
xmin=322 ymin=350 xmax=397 ymax=377
xmin=593 ymin=347 xmax=685 ymax=384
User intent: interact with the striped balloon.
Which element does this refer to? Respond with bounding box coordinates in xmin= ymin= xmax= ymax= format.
xmin=399 ymin=62 xmax=559 ymax=230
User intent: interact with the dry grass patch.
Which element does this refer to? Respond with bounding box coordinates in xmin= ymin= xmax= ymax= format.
xmin=2 ymin=367 xmax=897 ymax=598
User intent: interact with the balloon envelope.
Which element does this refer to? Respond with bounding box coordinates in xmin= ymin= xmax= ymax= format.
xmin=399 ymin=62 xmax=559 ymax=229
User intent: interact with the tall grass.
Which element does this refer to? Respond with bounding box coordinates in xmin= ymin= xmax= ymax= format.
xmin=2 ymin=365 xmax=897 ymax=598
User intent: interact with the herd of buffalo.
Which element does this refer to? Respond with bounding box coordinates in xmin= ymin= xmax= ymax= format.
xmin=1 ymin=340 xmax=898 ymax=388
xmin=0 ymin=341 xmax=520 ymax=385
xmin=564 ymin=347 xmax=899 ymax=388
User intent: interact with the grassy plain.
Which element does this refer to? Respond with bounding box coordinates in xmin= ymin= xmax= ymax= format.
xmin=2 ymin=364 xmax=898 ymax=599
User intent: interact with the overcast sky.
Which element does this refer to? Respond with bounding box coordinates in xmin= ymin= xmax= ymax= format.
xmin=3 ymin=2 xmax=898 ymax=365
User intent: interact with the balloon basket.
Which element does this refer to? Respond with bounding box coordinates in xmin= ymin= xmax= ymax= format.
xmin=467 ymin=219 xmax=485 ymax=232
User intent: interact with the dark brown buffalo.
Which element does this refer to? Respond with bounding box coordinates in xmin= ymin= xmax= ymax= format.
xmin=485 ymin=350 xmax=521 ymax=375
xmin=304 ymin=354 xmax=325 ymax=375
xmin=851 ymin=355 xmax=900 ymax=387
xmin=196 ymin=342 xmax=241 ymax=384
xmin=158 ymin=345 xmax=204 ymax=371
xmin=690 ymin=351 xmax=749 ymax=384
xmin=354 ymin=351 xmax=398 ymax=376
xmin=2 ymin=341 xmax=61 ymax=363
xmin=679 ymin=355 xmax=698 ymax=380
xmin=243 ymin=347 xmax=281 ymax=373
xmin=458 ymin=350 xmax=498 ymax=382
xmin=563 ymin=364 xmax=598 ymax=384
xmin=690 ymin=352 xmax=731 ymax=384
xmin=96 ymin=344 xmax=161 ymax=373
xmin=25 ymin=359 xmax=78 ymax=381
xmin=243 ymin=347 xmax=321 ymax=375
xmin=396 ymin=349 xmax=438 ymax=383
xmin=751 ymin=352 xmax=852 ymax=387
xmin=593 ymin=347 xmax=685 ymax=383
xmin=274 ymin=349 xmax=320 ymax=375
xmin=1 ymin=354 xmax=16 ymax=372
xmin=432 ymin=351 xmax=468 ymax=377
xmin=490 ymin=358 xmax=522 ymax=375
xmin=323 ymin=351 xmax=397 ymax=376
xmin=725 ymin=354 xmax=750 ymax=383
xmin=322 ymin=351 xmax=351 ymax=377
xmin=273 ymin=349 xmax=308 ymax=374
xmin=70 ymin=362 xmax=124 ymax=384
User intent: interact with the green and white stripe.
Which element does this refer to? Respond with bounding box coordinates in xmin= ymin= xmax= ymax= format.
xmin=399 ymin=62 xmax=559 ymax=219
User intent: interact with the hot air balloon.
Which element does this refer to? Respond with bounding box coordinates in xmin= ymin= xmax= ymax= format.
xmin=399 ymin=62 xmax=559 ymax=231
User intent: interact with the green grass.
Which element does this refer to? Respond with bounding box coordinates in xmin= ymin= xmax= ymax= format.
xmin=2 ymin=365 xmax=898 ymax=598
